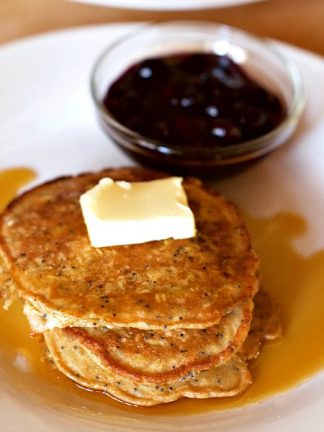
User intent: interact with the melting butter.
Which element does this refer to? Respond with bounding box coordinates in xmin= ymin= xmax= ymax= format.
xmin=80 ymin=177 xmax=195 ymax=247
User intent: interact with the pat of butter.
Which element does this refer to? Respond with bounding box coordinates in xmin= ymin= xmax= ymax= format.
xmin=80 ymin=177 xmax=195 ymax=247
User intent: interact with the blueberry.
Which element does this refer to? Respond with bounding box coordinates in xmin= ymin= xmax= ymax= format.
xmin=104 ymin=52 xmax=285 ymax=148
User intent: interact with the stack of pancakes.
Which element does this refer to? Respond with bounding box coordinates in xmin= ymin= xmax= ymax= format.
xmin=0 ymin=167 xmax=280 ymax=406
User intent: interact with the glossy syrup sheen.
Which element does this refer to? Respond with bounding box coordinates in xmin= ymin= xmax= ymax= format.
xmin=1 ymin=168 xmax=324 ymax=418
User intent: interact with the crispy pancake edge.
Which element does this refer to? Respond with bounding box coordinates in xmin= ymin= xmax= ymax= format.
xmin=47 ymin=302 xmax=252 ymax=383
xmin=44 ymin=328 xmax=252 ymax=407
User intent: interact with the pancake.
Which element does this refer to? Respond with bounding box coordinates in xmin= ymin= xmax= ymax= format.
xmin=240 ymin=291 xmax=282 ymax=361
xmin=0 ymin=253 xmax=16 ymax=309
xmin=1 ymin=279 xmax=277 ymax=409
xmin=41 ymin=302 xmax=252 ymax=383
xmin=44 ymin=326 xmax=251 ymax=406
xmin=0 ymin=167 xmax=259 ymax=330
xmin=0 ymin=166 xmax=282 ymax=407
xmin=43 ymin=290 xmax=279 ymax=406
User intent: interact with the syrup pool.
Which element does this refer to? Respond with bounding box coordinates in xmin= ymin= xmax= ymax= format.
xmin=1 ymin=168 xmax=324 ymax=419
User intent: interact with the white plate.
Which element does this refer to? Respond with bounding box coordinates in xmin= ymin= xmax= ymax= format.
xmin=1 ymin=24 xmax=324 ymax=432
xmin=70 ymin=0 xmax=263 ymax=11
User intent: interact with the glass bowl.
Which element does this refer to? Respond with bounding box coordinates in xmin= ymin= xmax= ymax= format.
xmin=90 ymin=22 xmax=305 ymax=175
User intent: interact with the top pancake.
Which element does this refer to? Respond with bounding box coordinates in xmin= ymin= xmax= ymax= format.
xmin=0 ymin=167 xmax=259 ymax=329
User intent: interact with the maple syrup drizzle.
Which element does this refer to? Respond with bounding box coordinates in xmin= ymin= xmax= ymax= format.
xmin=1 ymin=168 xmax=324 ymax=417
xmin=0 ymin=168 xmax=36 ymax=210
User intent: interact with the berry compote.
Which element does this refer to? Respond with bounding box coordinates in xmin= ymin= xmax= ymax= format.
xmin=103 ymin=53 xmax=286 ymax=149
